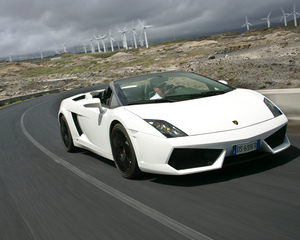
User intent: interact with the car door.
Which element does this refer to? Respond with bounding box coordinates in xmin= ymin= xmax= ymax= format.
xmin=76 ymin=93 xmax=114 ymax=157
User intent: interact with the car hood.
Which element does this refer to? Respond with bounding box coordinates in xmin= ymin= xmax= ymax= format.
xmin=124 ymin=89 xmax=275 ymax=136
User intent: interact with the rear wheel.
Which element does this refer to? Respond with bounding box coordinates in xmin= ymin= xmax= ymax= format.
xmin=60 ymin=115 xmax=77 ymax=152
xmin=111 ymin=124 xmax=141 ymax=179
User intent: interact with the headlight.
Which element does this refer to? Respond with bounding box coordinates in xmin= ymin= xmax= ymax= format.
xmin=145 ymin=119 xmax=187 ymax=138
xmin=264 ymin=98 xmax=282 ymax=117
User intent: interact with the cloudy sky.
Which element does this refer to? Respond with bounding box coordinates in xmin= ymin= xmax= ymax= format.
xmin=0 ymin=0 xmax=298 ymax=59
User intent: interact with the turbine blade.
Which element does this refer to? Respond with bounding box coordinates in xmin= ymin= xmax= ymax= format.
xmin=138 ymin=19 xmax=144 ymax=27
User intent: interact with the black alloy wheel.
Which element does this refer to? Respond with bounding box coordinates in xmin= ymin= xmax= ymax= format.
xmin=111 ymin=124 xmax=141 ymax=179
xmin=60 ymin=115 xmax=77 ymax=152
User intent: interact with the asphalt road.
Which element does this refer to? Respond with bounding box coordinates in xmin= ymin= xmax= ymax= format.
xmin=1 ymin=86 xmax=300 ymax=240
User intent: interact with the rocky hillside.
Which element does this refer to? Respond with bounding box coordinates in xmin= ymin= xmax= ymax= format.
xmin=0 ymin=25 xmax=300 ymax=100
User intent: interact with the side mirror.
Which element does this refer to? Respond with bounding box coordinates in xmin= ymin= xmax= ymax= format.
xmin=218 ymin=80 xmax=228 ymax=85
xmin=83 ymin=98 xmax=105 ymax=114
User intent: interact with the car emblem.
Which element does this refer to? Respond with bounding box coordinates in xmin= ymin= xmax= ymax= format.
xmin=232 ymin=120 xmax=238 ymax=125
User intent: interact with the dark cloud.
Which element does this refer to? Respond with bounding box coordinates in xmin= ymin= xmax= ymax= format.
xmin=0 ymin=0 xmax=298 ymax=59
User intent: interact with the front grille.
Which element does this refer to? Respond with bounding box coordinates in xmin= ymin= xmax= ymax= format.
xmin=168 ymin=148 xmax=223 ymax=170
xmin=265 ymin=125 xmax=287 ymax=149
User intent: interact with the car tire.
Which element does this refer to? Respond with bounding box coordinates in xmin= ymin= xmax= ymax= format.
xmin=60 ymin=115 xmax=77 ymax=152
xmin=111 ymin=123 xmax=141 ymax=179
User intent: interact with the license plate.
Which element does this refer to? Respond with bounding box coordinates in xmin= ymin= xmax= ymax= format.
xmin=232 ymin=140 xmax=260 ymax=155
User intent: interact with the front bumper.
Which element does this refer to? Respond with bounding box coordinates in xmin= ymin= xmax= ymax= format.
xmin=132 ymin=115 xmax=290 ymax=175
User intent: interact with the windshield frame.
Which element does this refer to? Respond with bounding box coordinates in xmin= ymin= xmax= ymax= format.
xmin=113 ymin=71 xmax=235 ymax=106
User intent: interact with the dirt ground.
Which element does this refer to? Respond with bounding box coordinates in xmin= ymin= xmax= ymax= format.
xmin=0 ymin=26 xmax=299 ymax=100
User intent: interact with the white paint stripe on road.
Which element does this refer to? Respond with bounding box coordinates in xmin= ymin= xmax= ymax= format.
xmin=20 ymin=102 xmax=213 ymax=240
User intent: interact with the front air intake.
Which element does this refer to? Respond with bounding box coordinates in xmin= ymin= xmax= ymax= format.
xmin=168 ymin=149 xmax=223 ymax=170
xmin=265 ymin=125 xmax=287 ymax=149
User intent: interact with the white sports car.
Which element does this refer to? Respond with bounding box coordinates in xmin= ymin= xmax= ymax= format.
xmin=58 ymin=71 xmax=290 ymax=178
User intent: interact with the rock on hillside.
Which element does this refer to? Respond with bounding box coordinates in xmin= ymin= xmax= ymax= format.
xmin=0 ymin=26 xmax=300 ymax=100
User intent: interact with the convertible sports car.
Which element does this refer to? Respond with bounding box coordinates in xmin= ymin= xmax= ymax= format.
xmin=58 ymin=71 xmax=290 ymax=178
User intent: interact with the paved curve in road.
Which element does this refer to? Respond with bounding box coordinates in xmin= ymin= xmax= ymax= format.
xmin=1 ymin=86 xmax=300 ymax=240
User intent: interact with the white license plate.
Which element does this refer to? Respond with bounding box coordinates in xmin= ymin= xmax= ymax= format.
xmin=232 ymin=140 xmax=260 ymax=155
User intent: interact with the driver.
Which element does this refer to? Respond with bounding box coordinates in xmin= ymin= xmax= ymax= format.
xmin=150 ymin=82 xmax=167 ymax=100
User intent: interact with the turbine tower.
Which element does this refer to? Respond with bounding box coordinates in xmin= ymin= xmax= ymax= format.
xmin=261 ymin=12 xmax=271 ymax=28
xmin=130 ymin=21 xmax=138 ymax=48
xmin=54 ymin=42 xmax=60 ymax=55
xmin=39 ymin=49 xmax=43 ymax=59
xmin=139 ymin=31 xmax=144 ymax=46
xmin=82 ymin=42 xmax=87 ymax=54
xmin=94 ymin=35 xmax=102 ymax=52
xmin=8 ymin=52 xmax=13 ymax=62
xmin=139 ymin=19 xmax=153 ymax=48
xmin=108 ymin=30 xmax=115 ymax=52
xmin=242 ymin=16 xmax=253 ymax=31
xmin=89 ymin=37 xmax=95 ymax=53
xmin=139 ymin=38 xmax=144 ymax=47
xmin=99 ymin=34 xmax=107 ymax=52
xmin=290 ymin=4 xmax=300 ymax=26
xmin=280 ymin=8 xmax=290 ymax=26
xmin=118 ymin=26 xmax=128 ymax=50
xmin=62 ymin=42 xmax=67 ymax=52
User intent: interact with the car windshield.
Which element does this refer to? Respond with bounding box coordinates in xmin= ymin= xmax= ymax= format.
xmin=114 ymin=71 xmax=234 ymax=105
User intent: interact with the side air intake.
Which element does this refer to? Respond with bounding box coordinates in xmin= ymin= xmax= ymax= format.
xmin=71 ymin=113 xmax=83 ymax=136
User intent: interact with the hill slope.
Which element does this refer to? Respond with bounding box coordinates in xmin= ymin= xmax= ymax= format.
xmin=0 ymin=26 xmax=300 ymax=100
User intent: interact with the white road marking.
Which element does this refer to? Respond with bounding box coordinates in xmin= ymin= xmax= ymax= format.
xmin=20 ymin=103 xmax=213 ymax=240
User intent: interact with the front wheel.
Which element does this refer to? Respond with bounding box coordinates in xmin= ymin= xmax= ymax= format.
xmin=111 ymin=124 xmax=141 ymax=179
xmin=59 ymin=115 xmax=77 ymax=152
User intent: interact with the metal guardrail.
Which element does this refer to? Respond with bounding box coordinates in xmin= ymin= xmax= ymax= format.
xmin=1 ymin=88 xmax=299 ymax=121
xmin=257 ymin=88 xmax=300 ymax=121
xmin=0 ymin=89 xmax=60 ymax=107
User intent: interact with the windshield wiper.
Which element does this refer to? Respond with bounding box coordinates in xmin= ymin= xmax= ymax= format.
xmin=198 ymin=90 xmax=227 ymax=97
xmin=165 ymin=91 xmax=228 ymax=101
xmin=127 ymin=98 xmax=175 ymax=105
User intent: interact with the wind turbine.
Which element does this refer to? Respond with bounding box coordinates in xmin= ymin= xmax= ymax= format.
xmin=118 ymin=26 xmax=128 ymax=50
xmin=242 ymin=16 xmax=253 ymax=31
xmin=94 ymin=35 xmax=102 ymax=52
xmin=108 ymin=30 xmax=115 ymax=52
xmin=62 ymin=42 xmax=67 ymax=52
xmin=130 ymin=21 xmax=138 ymax=48
xmin=280 ymin=8 xmax=290 ymax=26
xmin=82 ymin=42 xmax=87 ymax=53
xmin=99 ymin=34 xmax=107 ymax=52
xmin=89 ymin=37 xmax=95 ymax=53
xmin=290 ymin=4 xmax=300 ymax=26
xmin=261 ymin=12 xmax=271 ymax=28
xmin=139 ymin=38 xmax=144 ymax=47
xmin=8 ymin=52 xmax=13 ymax=62
xmin=39 ymin=49 xmax=43 ymax=59
xmin=54 ymin=43 xmax=60 ymax=55
xmin=139 ymin=19 xmax=153 ymax=48
xmin=138 ymin=31 xmax=144 ymax=46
